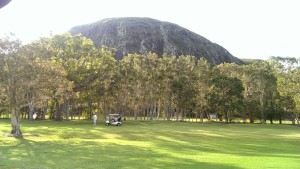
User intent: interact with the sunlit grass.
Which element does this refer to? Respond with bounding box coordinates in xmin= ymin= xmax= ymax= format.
xmin=0 ymin=119 xmax=299 ymax=169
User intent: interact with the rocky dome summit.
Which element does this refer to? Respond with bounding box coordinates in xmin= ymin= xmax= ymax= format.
xmin=70 ymin=17 xmax=243 ymax=65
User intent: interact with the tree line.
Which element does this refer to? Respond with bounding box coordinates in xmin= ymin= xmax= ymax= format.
xmin=0 ymin=33 xmax=299 ymax=136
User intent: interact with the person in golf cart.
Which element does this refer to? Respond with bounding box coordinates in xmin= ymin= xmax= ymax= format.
xmin=105 ymin=114 xmax=122 ymax=126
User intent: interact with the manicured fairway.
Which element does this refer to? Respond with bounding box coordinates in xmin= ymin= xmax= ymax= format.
xmin=1 ymin=119 xmax=299 ymax=169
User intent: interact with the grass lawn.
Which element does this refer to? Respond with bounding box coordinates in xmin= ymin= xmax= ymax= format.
xmin=0 ymin=119 xmax=300 ymax=169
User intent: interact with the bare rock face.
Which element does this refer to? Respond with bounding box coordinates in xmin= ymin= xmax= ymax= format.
xmin=69 ymin=17 xmax=243 ymax=65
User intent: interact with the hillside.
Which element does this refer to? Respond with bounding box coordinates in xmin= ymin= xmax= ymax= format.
xmin=70 ymin=17 xmax=243 ymax=65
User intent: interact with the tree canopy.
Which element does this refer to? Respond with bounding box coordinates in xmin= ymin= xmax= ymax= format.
xmin=1 ymin=34 xmax=299 ymax=136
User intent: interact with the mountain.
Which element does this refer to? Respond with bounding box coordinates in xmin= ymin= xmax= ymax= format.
xmin=69 ymin=17 xmax=243 ymax=65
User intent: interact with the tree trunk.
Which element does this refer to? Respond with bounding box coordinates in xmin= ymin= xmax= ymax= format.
xmin=11 ymin=108 xmax=23 ymax=137
xmin=292 ymin=115 xmax=295 ymax=125
xmin=65 ymin=100 xmax=71 ymax=120
xmin=269 ymin=115 xmax=273 ymax=124
xmin=41 ymin=107 xmax=46 ymax=120
xmin=165 ymin=101 xmax=171 ymax=121
xmin=156 ymin=105 xmax=160 ymax=119
xmin=292 ymin=114 xmax=299 ymax=125
xmin=279 ymin=117 xmax=282 ymax=124
xmin=49 ymin=100 xmax=55 ymax=119
xmin=166 ymin=106 xmax=170 ymax=121
xmin=55 ymin=100 xmax=63 ymax=121
xmin=28 ymin=102 xmax=34 ymax=120
xmin=224 ymin=108 xmax=229 ymax=123
xmin=150 ymin=106 xmax=154 ymax=120
xmin=88 ymin=99 xmax=92 ymax=120
xmin=259 ymin=91 xmax=265 ymax=124
xmin=249 ymin=110 xmax=254 ymax=123
xmin=181 ymin=111 xmax=185 ymax=122
xmin=134 ymin=109 xmax=138 ymax=120
xmin=200 ymin=111 xmax=204 ymax=122
xmin=175 ymin=109 xmax=179 ymax=121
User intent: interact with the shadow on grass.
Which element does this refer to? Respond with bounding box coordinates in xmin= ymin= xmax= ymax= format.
xmin=1 ymin=119 xmax=300 ymax=168
xmin=0 ymin=137 xmax=243 ymax=169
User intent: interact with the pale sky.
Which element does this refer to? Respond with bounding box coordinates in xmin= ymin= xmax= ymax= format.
xmin=1 ymin=0 xmax=299 ymax=60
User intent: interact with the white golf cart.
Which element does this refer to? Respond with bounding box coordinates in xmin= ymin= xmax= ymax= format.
xmin=105 ymin=114 xmax=122 ymax=126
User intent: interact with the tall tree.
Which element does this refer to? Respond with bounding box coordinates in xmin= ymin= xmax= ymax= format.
xmin=171 ymin=56 xmax=198 ymax=121
xmin=157 ymin=55 xmax=177 ymax=121
xmin=271 ymin=56 xmax=300 ymax=124
xmin=19 ymin=41 xmax=73 ymax=120
xmin=0 ymin=35 xmax=23 ymax=136
xmin=207 ymin=71 xmax=244 ymax=123
xmin=143 ymin=53 xmax=160 ymax=120
xmin=194 ymin=58 xmax=212 ymax=122
xmin=240 ymin=61 xmax=277 ymax=123
xmin=240 ymin=65 xmax=260 ymax=123
xmin=90 ymin=46 xmax=117 ymax=118
xmin=254 ymin=61 xmax=277 ymax=123
xmin=42 ymin=33 xmax=98 ymax=120
xmin=0 ymin=34 xmax=71 ymax=136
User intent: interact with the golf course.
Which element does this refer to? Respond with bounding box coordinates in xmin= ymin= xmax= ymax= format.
xmin=1 ymin=119 xmax=299 ymax=169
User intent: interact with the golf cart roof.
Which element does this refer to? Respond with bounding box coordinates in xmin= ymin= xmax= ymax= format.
xmin=108 ymin=114 xmax=120 ymax=116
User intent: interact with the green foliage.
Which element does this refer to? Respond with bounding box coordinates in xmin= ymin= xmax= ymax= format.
xmin=271 ymin=56 xmax=300 ymax=124
xmin=0 ymin=34 xmax=72 ymax=133
xmin=1 ymin=33 xmax=299 ymax=128
xmin=207 ymin=72 xmax=244 ymax=122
